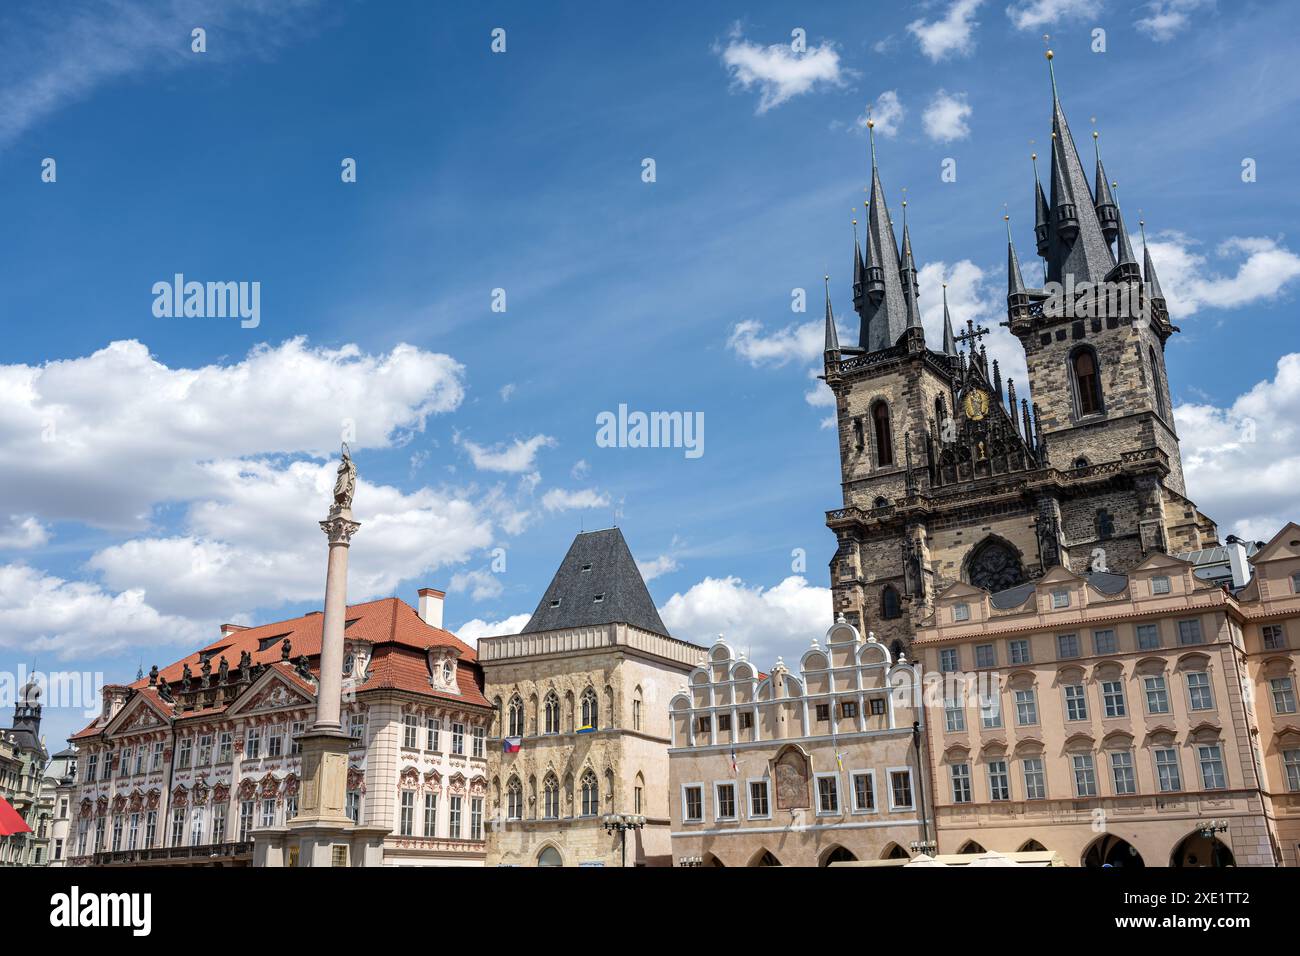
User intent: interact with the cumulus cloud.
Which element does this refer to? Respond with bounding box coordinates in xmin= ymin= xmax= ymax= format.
xmin=728 ymin=318 xmax=824 ymax=367
xmin=449 ymin=568 xmax=504 ymax=602
xmin=1135 ymin=0 xmax=1211 ymax=42
xmin=856 ymin=90 xmax=905 ymax=138
xmin=455 ymin=613 xmax=531 ymax=646
xmin=458 ymin=434 xmax=556 ymax=473
xmin=717 ymin=26 xmax=847 ymax=114
xmin=0 ymin=337 xmax=463 ymax=530
xmin=907 ymin=0 xmax=983 ymax=62
xmin=916 ymin=259 xmax=1028 ymax=390
xmin=659 ymin=575 xmax=832 ymax=664
xmin=922 ymin=90 xmax=973 ymax=142
xmin=0 ymin=516 xmax=50 ymax=550
xmin=1005 ymin=0 xmax=1102 ymax=31
xmin=541 ymin=488 xmax=611 ymax=512
xmin=1144 ymin=233 xmax=1300 ymax=319
xmin=1176 ymin=353 xmax=1300 ymax=540
xmin=637 ymin=554 xmax=679 ymax=582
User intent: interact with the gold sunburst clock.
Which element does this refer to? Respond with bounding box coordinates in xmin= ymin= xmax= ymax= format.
xmin=963 ymin=388 xmax=990 ymax=421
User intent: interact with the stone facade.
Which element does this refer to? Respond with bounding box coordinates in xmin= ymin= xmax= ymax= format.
xmin=668 ymin=622 xmax=927 ymax=866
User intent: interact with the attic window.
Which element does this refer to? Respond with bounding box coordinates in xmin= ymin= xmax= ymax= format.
xmin=581 ymin=564 xmax=592 ymax=572
xmin=550 ymin=599 xmax=562 ymax=608
xmin=1152 ymin=576 xmax=1171 ymax=595
xmin=258 ymin=633 xmax=292 ymax=652
xmin=593 ymin=594 xmax=605 ymax=603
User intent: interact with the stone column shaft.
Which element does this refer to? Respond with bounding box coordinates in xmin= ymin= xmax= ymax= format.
xmin=314 ymin=508 xmax=359 ymax=732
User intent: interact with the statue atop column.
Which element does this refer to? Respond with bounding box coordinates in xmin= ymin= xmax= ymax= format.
xmin=332 ymin=443 xmax=356 ymax=512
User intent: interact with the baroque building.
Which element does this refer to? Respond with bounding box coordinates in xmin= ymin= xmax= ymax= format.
xmin=822 ymin=52 xmax=1217 ymax=657
xmin=65 ymin=590 xmax=492 ymax=867
xmin=480 ymin=528 xmax=704 ymax=866
xmin=0 ymin=680 xmax=52 ymax=866
xmin=668 ymin=621 xmax=928 ymax=866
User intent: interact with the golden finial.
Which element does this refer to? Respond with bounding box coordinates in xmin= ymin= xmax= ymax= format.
xmin=1031 ymin=152 xmax=1038 ymax=161
xmin=866 ymin=118 xmax=874 ymax=129
xmin=1045 ymin=49 xmax=1054 ymax=60
xmin=824 ymin=273 xmax=830 ymax=281
xmin=1092 ymin=130 xmax=1098 ymax=140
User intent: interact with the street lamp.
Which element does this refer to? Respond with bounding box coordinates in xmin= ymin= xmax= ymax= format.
xmin=1197 ymin=819 xmax=1228 ymax=839
xmin=678 ymin=854 xmax=703 ymax=867
xmin=909 ymin=839 xmax=937 ymax=855
xmin=602 ymin=813 xmax=647 ymax=867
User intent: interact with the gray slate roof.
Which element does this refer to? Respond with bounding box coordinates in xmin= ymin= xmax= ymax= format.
xmin=521 ymin=528 xmax=670 ymax=637
xmin=987 ymin=570 xmax=1130 ymax=609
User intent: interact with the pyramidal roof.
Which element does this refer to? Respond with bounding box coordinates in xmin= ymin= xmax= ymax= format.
xmin=521 ymin=528 xmax=669 ymax=637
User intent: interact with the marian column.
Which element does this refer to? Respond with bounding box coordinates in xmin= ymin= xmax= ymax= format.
xmin=313 ymin=450 xmax=359 ymax=732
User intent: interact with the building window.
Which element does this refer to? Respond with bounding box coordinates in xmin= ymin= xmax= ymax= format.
xmin=178 ymin=738 xmax=192 ymax=769
xmin=1014 ymin=688 xmax=1038 ymax=726
xmin=507 ymin=696 xmax=525 ymax=737
xmin=196 ymin=735 xmax=212 ymax=766
xmin=452 ymin=723 xmax=465 ymax=755
xmin=890 ymin=770 xmax=914 ymax=810
xmin=266 ymin=725 xmax=284 ymax=758
xmin=85 ymin=754 xmax=98 ymax=783
xmin=119 ymin=746 xmax=133 ymax=777
xmin=128 ymin=813 xmax=140 ymax=851
xmin=1187 ymin=672 xmax=1214 ymax=711
xmin=816 ymin=774 xmax=840 ymax=814
xmin=1009 ymin=639 xmax=1031 ymax=664
xmin=881 ymin=585 xmax=901 ymax=619
xmin=403 ymin=715 xmax=418 ymax=749
xmin=814 ymin=704 xmax=830 ymax=722
xmin=632 ymin=689 xmax=643 ymax=731
xmin=425 ymin=717 xmax=440 ymax=751
xmin=346 ymin=790 xmax=361 ymax=824
xmin=950 ymin=764 xmax=972 ymax=804
xmin=145 ymin=811 xmax=157 ymax=847
xmin=1064 ymin=684 xmax=1089 ymax=721
xmin=951 ymin=604 xmax=970 ymax=623
xmin=580 ymin=770 xmax=599 ymax=817
xmin=1022 ymin=758 xmax=1046 ymax=800
xmin=683 ymin=785 xmax=703 ymax=823
xmin=217 ymin=733 xmax=233 ymax=763
xmin=1071 ymin=754 xmax=1097 ymax=797
xmin=748 ymin=779 xmax=770 ymax=818
xmin=1155 ymin=749 xmax=1182 ymax=792
xmin=1292 ymin=571 xmax=1300 ymax=594
xmin=718 ymin=714 xmax=732 ymax=731
xmin=238 ymin=801 xmax=254 ymax=841
xmin=1283 ymin=750 xmax=1300 ymax=792
xmin=1052 ymin=590 xmax=1071 ymax=609
xmin=580 ymin=688 xmax=599 ymax=730
xmin=715 ymin=783 xmax=737 ymax=820
xmin=634 ymin=786 xmax=642 ymax=814
xmin=472 ymin=726 xmax=486 ymax=758
xmin=1095 ymin=508 xmax=1114 ymax=540
xmin=1271 ymin=677 xmax=1297 ymax=715
xmin=470 ymin=797 xmax=483 ymax=840
xmin=1263 ymin=624 xmax=1287 ymax=650
xmin=975 ymin=644 xmax=996 ymax=668
xmin=939 ymin=647 xmax=959 ymax=672
xmin=245 ymin=727 xmax=261 ymax=760
xmin=1101 ymin=680 xmax=1127 ymax=718
xmin=543 ymin=775 xmax=560 ymax=819
xmin=697 ymin=715 xmax=712 ymax=735
xmin=449 ymin=796 xmax=462 ymax=838
xmin=543 ymin=692 xmax=560 ymax=734
xmin=981 ymin=694 xmax=1002 ymax=729
xmin=1178 ymin=619 xmax=1204 ymax=646
xmin=213 ymin=809 xmax=229 ymax=844
xmin=852 ymin=772 xmax=875 ymax=812
xmin=1110 ymin=752 xmax=1136 ymax=795
xmin=870 ymin=698 xmax=886 ymax=716
xmin=872 ymin=400 xmax=893 ymax=466
xmin=1056 ymin=633 xmax=1080 ymax=659
xmin=1071 ymin=347 xmax=1103 ymax=416
xmin=1144 ymin=675 xmax=1170 ymax=714
xmin=840 ymin=701 xmax=858 ymax=720
xmin=1137 ymin=624 xmax=1161 ymax=650
xmin=944 ymin=699 xmax=965 ymax=732
xmin=259 ymin=799 xmax=275 ymax=829
xmin=1152 ymin=575 xmax=1171 ymax=595
xmin=134 ymin=746 xmax=146 ymax=775
xmin=987 ymin=761 xmax=1010 ymax=801
xmin=507 ymin=777 xmax=523 ymax=820
xmin=349 ymin=713 xmax=367 ymax=742
xmin=1093 ymin=630 xmax=1118 ymax=655
xmin=740 ymin=710 xmax=755 ymax=728
xmin=1198 ymin=745 xmax=1226 ymax=790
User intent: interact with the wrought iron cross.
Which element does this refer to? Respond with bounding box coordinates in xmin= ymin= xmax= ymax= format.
xmin=954 ymin=318 xmax=990 ymax=350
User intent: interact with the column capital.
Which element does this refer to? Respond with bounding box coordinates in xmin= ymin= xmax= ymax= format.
xmin=320 ymin=509 xmax=361 ymax=546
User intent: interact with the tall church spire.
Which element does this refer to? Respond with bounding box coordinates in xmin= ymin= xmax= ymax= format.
xmin=1033 ymin=151 xmax=1050 ymax=258
xmin=1007 ymin=214 xmax=1028 ymax=305
xmin=1109 ymin=189 xmax=1142 ymax=282
xmin=824 ymin=274 xmax=840 ymax=353
xmin=1140 ymin=218 xmax=1166 ymax=307
xmin=1043 ymin=50 xmax=1115 ymax=285
xmin=858 ymin=119 xmax=908 ymax=352
xmin=1092 ymin=131 xmax=1119 ymax=243
xmin=851 ymin=217 xmax=866 ymax=315
xmin=942 ymin=283 xmax=958 ymax=356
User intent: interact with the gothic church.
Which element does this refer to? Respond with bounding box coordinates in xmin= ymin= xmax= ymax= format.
xmin=822 ymin=52 xmax=1218 ymax=653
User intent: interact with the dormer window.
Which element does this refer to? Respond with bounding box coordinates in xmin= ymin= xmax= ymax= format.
xmin=952 ymin=603 xmax=970 ymax=623
xmin=550 ymin=598 xmax=562 ymax=608
xmin=342 ymin=653 xmax=355 ymax=677
xmin=581 ymin=564 xmax=592 ymax=572
xmin=1051 ymin=590 xmax=1070 ymax=609
xmin=593 ymin=594 xmax=604 ymax=604
xmin=1152 ymin=576 xmax=1171 ymax=595
xmin=442 ymin=661 xmax=454 ymax=685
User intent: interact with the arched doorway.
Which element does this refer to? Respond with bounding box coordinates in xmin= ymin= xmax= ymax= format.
xmin=1171 ymin=832 xmax=1235 ymax=868
xmin=537 ymin=846 xmax=563 ymax=867
xmin=1083 ymin=835 xmax=1145 ymax=868
xmin=882 ymin=843 xmax=910 ymax=860
xmin=749 ymin=849 xmax=782 ymax=867
xmin=957 ymin=841 xmax=986 ymax=854
xmin=1018 ymin=839 xmax=1047 ymax=852
xmin=820 ymin=845 xmax=858 ymax=867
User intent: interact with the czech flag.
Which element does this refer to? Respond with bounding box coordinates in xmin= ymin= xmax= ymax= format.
xmin=0 ymin=796 xmax=31 ymax=836
xmin=502 ymin=736 xmax=522 ymax=753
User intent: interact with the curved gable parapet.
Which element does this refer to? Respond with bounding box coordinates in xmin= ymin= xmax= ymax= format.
xmin=800 ymin=647 xmax=830 ymax=673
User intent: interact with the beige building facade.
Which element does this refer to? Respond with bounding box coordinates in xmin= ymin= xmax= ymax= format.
xmin=668 ymin=620 xmax=928 ymax=867
xmin=914 ymin=526 xmax=1300 ymax=867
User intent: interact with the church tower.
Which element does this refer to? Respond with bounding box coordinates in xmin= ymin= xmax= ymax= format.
xmin=822 ymin=54 xmax=1217 ymax=651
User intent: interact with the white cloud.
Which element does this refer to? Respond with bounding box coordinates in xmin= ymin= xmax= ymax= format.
xmin=637 ymin=554 xmax=679 ymax=582
xmin=0 ymin=338 xmax=463 ymax=530
xmin=916 ymin=259 xmax=1028 ymax=390
xmin=1144 ymin=233 xmax=1300 ymax=318
xmin=541 ymin=488 xmax=611 ymax=512
xmin=922 ymin=89 xmax=973 ymax=142
xmin=0 ymin=516 xmax=49 ymax=550
xmin=499 ymin=383 xmax=516 ymax=402
xmin=458 ymin=434 xmax=555 ymax=473
xmin=1176 ymin=353 xmax=1300 ymax=540
xmin=570 ymin=459 xmax=590 ymax=480
xmin=728 ymin=318 xmax=824 ymax=367
xmin=717 ymin=27 xmax=847 ymax=114
xmin=1005 ymin=0 xmax=1103 ymax=31
xmin=0 ymin=563 xmax=206 ymax=659
xmin=449 ymin=568 xmax=504 ymax=602
xmin=856 ymin=90 xmax=905 ymax=138
xmin=455 ymin=613 xmax=531 ymax=646
xmin=659 ymin=575 xmax=832 ymax=665
xmin=1135 ymin=0 xmax=1210 ymax=41
xmin=804 ymin=368 xmax=836 ymax=408
xmin=907 ymin=0 xmax=984 ymax=62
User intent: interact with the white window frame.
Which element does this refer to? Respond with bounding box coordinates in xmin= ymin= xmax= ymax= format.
xmin=1144 ymin=675 xmax=1170 ymax=715
xmin=1051 ymin=589 xmax=1070 ymax=609
xmin=1109 ymin=750 xmax=1137 ymax=795
xmin=713 ymin=781 xmax=738 ymax=822
xmin=1186 ymin=671 xmax=1215 ymax=711
xmin=887 ymin=766 xmax=915 ymax=811
xmin=1009 ymin=639 xmax=1031 ymax=665
xmin=1101 ymin=679 xmax=1127 ymax=718
xmin=950 ymin=763 xmax=972 ymax=804
xmin=1021 ymin=756 xmax=1046 ymax=800
xmin=952 ymin=603 xmax=970 ymax=623
xmin=1151 ymin=575 xmax=1171 ymax=595
xmin=813 ymin=771 xmax=841 ymax=816
xmin=1153 ymin=748 xmax=1182 ymax=793
xmin=680 ymin=783 xmax=704 ymax=824
xmin=850 ymin=770 xmax=878 ymax=814
xmin=987 ymin=759 xmax=1010 ymax=802
xmin=746 ymin=778 xmax=771 ymax=820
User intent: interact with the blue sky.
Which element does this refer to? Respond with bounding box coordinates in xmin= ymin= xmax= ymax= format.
xmin=2 ymin=0 xmax=1299 ymax=747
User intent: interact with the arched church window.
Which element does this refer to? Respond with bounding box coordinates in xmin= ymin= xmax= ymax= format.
xmin=579 ymin=770 xmax=599 ymax=817
xmin=1095 ymin=509 xmax=1114 ymax=540
xmin=1073 ymin=457 xmax=1090 ymax=470
xmin=1071 ymin=348 xmax=1104 ymax=417
xmin=543 ymin=691 xmax=560 ymax=735
xmin=873 ymin=496 xmax=889 ymax=509
xmin=543 ymin=774 xmax=560 ymax=819
xmin=966 ymin=539 xmax=1026 ymax=592
xmin=579 ymin=687 xmax=598 ymax=731
xmin=881 ymin=585 xmax=902 ymax=619
xmin=1149 ymin=346 xmax=1167 ymax=420
xmin=507 ymin=695 xmax=525 ymax=738
xmin=872 ymin=401 xmax=894 ymax=466
xmin=506 ymin=776 xmax=523 ymax=821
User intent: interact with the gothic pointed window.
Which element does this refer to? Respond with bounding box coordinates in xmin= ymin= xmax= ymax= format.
xmin=543 ymin=773 xmax=560 ymax=819
xmin=543 ymin=691 xmax=560 ymax=735
xmin=881 ymin=585 xmax=901 ymax=619
xmin=580 ymin=770 xmax=599 ymax=817
xmin=1071 ymin=348 xmax=1103 ymax=417
xmin=872 ymin=401 xmax=894 ymax=466
xmin=506 ymin=776 xmax=523 ymax=821
xmin=966 ymin=539 xmax=1026 ymax=593
xmin=1149 ymin=346 xmax=1168 ymax=420
xmin=1096 ymin=509 xmax=1114 ymax=540
xmin=580 ymin=687 xmax=598 ymax=731
xmin=507 ymin=695 xmax=525 ymax=738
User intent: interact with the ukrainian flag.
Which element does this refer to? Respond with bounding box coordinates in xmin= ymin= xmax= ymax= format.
xmin=577 ymin=724 xmax=595 ymax=734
